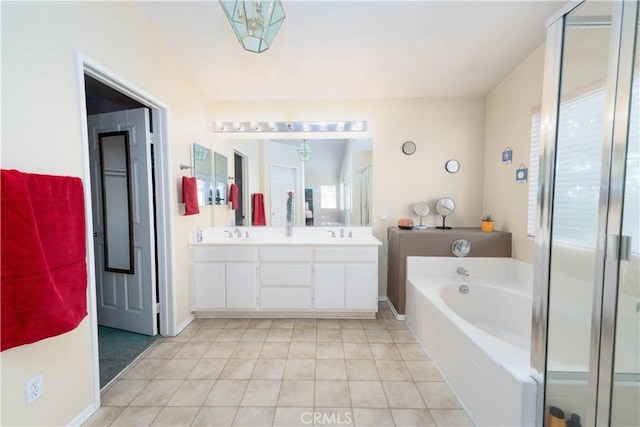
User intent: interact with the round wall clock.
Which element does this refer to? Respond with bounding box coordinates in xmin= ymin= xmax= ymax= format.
xmin=402 ymin=141 xmax=416 ymax=155
xmin=445 ymin=159 xmax=460 ymax=173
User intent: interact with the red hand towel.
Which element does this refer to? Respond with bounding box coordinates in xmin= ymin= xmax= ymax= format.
xmin=252 ymin=193 xmax=266 ymax=226
xmin=182 ymin=176 xmax=199 ymax=215
xmin=228 ymin=183 xmax=238 ymax=210
xmin=1 ymin=169 xmax=87 ymax=351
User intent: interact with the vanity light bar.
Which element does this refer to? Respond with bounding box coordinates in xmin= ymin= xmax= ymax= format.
xmin=213 ymin=121 xmax=367 ymax=133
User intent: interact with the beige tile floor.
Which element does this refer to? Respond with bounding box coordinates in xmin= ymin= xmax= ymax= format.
xmin=84 ymin=302 xmax=474 ymax=427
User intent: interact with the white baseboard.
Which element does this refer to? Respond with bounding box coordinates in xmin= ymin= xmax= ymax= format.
xmin=67 ymin=403 xmax=97 ymax=427
xmin=385 ymin=299 xmax=405 ymax=320
xmin=377 ymin=296 xmax=406 ymax=320
xmin=174 ymin=314 xmax=195 ymax=336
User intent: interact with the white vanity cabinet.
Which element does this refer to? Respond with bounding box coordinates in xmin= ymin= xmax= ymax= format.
xmin=189 ymin=229 xmax=381 ymax=317
xmin=189 ymin=246 xmax=258 ymax=311
xmin=313 ymin=247 xmax=378 ymax=310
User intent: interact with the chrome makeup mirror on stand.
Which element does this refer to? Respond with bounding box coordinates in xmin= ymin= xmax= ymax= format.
xmin=435 ymin=197 xmax=455 ymax=229
xmin=413 ymin=201 xmax=429 ymax=230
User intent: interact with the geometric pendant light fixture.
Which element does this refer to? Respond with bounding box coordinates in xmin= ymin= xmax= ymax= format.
xmin=297 ymin=139 xmax=313 ymax=162
xmin=219 ymin=1 xmax=286 ymax=53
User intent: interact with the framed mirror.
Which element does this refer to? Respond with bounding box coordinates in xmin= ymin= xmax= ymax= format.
xmin=99 ymin=131 xmax=134 ymax=273
xmin=435 ymin=197 xmax=455 ymax=229
xmin=193 ymin=143 xmax=213 ymax=206
xmin=214 ymin=152 xmax=228 ymax=205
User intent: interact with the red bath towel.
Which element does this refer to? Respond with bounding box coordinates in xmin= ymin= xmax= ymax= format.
xmin=1 ymin=169 xmax=87 ymax=351
xmin=228 ymin=183 xmax=238 ymax=210
xmin=182 ymin=176 xmax=199 ymax=215
xmin=252 ymin=193 xmax=266 ymax=226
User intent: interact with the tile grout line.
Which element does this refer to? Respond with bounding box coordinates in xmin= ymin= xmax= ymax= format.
xmin=94 ymin=304 xmax=471 ymax=427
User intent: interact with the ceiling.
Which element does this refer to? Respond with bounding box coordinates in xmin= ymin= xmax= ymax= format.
xmin=137 ymin=1 xmax=564 ymax=101
xmin=274 ymin=138 xmax=349 ymax=175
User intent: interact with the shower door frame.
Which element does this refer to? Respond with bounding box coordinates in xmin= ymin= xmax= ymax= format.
xmin=532 ymin=0 xmax=639 ymax=425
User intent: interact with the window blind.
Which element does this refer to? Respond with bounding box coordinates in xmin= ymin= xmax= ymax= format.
xmin=528 ymin=81 xmax=639 ymax=254
xmin=527 ymin=113 xmax=541 ymax=237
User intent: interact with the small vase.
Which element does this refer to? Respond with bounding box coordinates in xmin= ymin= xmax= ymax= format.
xmin=481 ymin=221 xmax=495 ymax=233
xmin=286 ymin=220 xmax=293 ymax=236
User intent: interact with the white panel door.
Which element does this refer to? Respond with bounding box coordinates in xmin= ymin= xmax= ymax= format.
xmin=226 ymin=263 xmax=257 ymax=309
xmin=314 ymin=264 xmax=345 ymax=309
xmin=270 ymin=165 xmax=296 ymax=226
xmin=192 ymin=263 xmax=225 ymax=310
xmin=88 ymin=108 xmax=157 ymax=335
xmin=345 ymin=264 xmax=378 ymax=310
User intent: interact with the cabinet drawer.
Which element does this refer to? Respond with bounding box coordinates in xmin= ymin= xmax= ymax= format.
xmin=260 ymin=247 xmax=312 ymax=262
xmin=260 ymin=264 xmax=311 ymax=287
xmin=261 ymin=288 xmax=311 ymax=309
xmin=314 ymin=247 xmax=377 ymax=262
xmin=191 ymin=246 xmax=258 ymax=262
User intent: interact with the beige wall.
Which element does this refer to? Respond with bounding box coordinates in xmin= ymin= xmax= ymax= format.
xmin=211 ymin=98 xmax=487 ymax=295
xmin=483 ymin=45 xmax=546 ymax=263
xmin=483 ymin=27 xmax=618 ymax=269
xmin=1 ymin=2 xmax=212 ymax=425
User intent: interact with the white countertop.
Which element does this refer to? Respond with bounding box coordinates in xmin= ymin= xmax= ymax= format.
xmin=189 ymin=226 xmax=382 ymax=246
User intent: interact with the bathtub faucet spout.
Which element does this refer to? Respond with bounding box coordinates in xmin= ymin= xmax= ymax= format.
xmin=456 ymin=267 xmax=469 ymax=276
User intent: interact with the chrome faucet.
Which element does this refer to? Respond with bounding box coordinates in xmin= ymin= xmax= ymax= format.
xmin=224 ymin=230 xmax=233 ymax=238
xmin=340 ymin=228 xmax=344 ymax=238
xmin=327 ymin=230 xmax=336 ymax=238
xmin=234 ymin=228 xmax=242 ymax=238
xmin=456 ymin=267 xmax=469 ymax=276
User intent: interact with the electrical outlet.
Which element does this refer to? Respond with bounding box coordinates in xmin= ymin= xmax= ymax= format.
xmin=25 ymin=374 xmax=43 ymax=405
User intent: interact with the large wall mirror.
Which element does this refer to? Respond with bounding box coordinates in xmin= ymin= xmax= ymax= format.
xmin=193 ymin=143 xmax=213 ymax=206
xmin=228 ymin=138 xmax=372 ymax=227
xmin=214 ymin=152 xmax=228 ymax=205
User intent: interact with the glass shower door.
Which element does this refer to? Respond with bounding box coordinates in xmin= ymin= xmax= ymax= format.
xmin=610 ymin=7 xmax=640 ymax=426
xmin=544 ymin=2 xmax=615 ymax=425
xmin=537 ymin=1 xmax=640 ymax=425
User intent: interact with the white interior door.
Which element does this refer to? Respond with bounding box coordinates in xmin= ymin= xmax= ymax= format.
xmin=271 ymin=165 xmax=296 ymax=226
xmin=88 ymin=108 xmax=157 ymax=336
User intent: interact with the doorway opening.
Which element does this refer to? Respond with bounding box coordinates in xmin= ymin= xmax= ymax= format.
xmin=79 ymin=57 xmax=174 ymax=397
xmin=234 ymin=151 xmax=247 ymax=225
xmin=85 ymin=75 xmax=161 ymax=388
